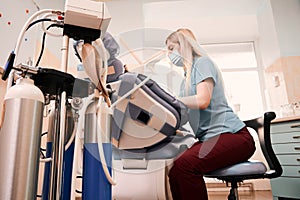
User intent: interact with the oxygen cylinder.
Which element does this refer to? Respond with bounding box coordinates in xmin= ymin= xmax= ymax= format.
xmin=82 ymin=99 xmax=112 ymax=200
xmin=0 ymin=78 xmax=44 ymax=200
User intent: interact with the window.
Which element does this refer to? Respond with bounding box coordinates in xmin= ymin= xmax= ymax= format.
xmin=202 ymin=42 xmax=265 ymax=120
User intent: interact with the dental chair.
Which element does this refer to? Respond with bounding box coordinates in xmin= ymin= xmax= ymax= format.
xmin=109 ymin=72 xmax=196 ymax=200
xmin=204 ymin=112 xmax=283 ymax=200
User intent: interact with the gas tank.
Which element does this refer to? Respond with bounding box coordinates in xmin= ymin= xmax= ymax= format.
xmin=0 ymin=78 xmax=44 ymax=200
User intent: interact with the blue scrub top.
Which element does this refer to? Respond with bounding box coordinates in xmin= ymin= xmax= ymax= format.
xmin=180 ymin=56 xmax=245 ymax=141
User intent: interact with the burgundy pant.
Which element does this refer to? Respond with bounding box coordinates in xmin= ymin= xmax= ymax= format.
xmin=168 ymin=127 xmax=255 ymax=200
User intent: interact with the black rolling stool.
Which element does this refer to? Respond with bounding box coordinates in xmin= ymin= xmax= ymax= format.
xmin=205 ymin=112 xmax=282 ymax=200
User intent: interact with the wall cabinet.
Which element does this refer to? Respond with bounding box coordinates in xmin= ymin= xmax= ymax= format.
xmin=270 ymin=117 xmax=300 ymax=200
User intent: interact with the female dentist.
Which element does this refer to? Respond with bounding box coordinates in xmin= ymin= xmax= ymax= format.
xmin=165 ymin=28 xmax=256 ymax=200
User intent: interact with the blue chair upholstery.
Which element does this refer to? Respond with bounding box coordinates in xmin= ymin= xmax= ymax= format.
xmin=204 ymin=112 xmax=282 ymax=200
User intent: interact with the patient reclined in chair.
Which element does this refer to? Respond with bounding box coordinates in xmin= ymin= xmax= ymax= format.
xmin=110 ymin=72 xmax=189 ymax=149
xmin=109 ymin=72 xmax=196 ymax=200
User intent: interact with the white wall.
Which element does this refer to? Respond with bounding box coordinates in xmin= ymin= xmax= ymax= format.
xmin=0 ymin=0 xmax=64 ymax=65
xmin=105 ymin=0 xmax=145 ymax=35
xmin=256 ymin=0 xmax=281 ymax=68
xmin=257 ymin=0 xmax=300 ymax=68
xmin=271 ymin=0 xmax=300 ymax=56
xmin=106 ymin=0 xmax=263 ymax=44
xmin=143 ymin=0 xmax=260 ymax=44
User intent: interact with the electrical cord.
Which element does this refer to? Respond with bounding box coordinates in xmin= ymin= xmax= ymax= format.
xmin=40 ymin=149 xmax=46 ymax=159
xmin=41 ymin=131 xmax=48 ymax=137
xmin=39 ymin=131 xmax=52 ymax=163
xmin=39 ymin=132 xmax=47 ymax=153
xmin=26 ymin=18 xmax=52 ymax=31
xmin=75 ymin=189 xmax=82 ymax=194
xmin=73 ymin=40 xmax=83 ymax=62
xmin=40 ymin=147 xmax=47 ymax=152
xmin=41 ymin=13 xmax=64 ymax=37
xmin=35 ymin=23 xmax=63 ymax=67
xmin=35 ymin=32 xmax=46 ymax=67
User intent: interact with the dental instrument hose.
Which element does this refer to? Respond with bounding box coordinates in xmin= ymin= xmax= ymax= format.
xmin=95 ymin=38 xmax=116 ymax=185
xmin=81 ymin=36 xmax=116 ymax=186
xmin=96 ymin=98 xmax=116 ymax=186
xmin=14 ymin=9 xmax=62 ymax=56
xmin=6 ymin=9 xmax=63 ymax=89
xmin=94 ymin=38 xmax=116 ymax=185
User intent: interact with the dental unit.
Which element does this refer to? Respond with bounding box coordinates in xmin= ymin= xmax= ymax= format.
xmin=0 ymin=0 xmax=195 ymax=200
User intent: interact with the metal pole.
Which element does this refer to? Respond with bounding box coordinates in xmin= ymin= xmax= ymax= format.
xmin=60 ymin=35 xmax=69 ymax=73
xmin=57 ymin=91 xmax=67 ymax=199
xmin=49 ymin=35 xmax=69 ymax=200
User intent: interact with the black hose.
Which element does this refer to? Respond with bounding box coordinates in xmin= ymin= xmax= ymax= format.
xmin=35 ymin=23 xmax=63 ymax=67
xmin=26 ymin=18 xmax=52 ymax=31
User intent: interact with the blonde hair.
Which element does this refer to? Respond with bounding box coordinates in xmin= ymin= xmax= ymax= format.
xmin=166 ymin=28 xmax=204 ymax=94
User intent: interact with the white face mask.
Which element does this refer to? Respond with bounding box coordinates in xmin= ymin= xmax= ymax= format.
xmin=168 ymin=50 xmax=184 ymax=67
